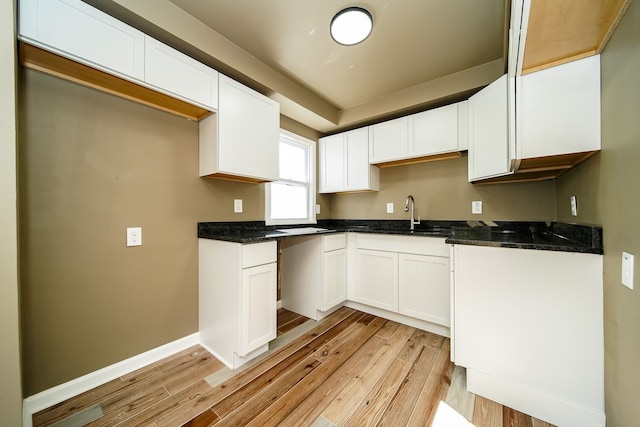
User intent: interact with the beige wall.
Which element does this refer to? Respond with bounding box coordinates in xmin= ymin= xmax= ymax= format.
xmin=18 ymin=69 xmax=267 ymax=395
xmin=0 ymin=0 xmax=23 ymax=424
xmin=556 ymin=2 xmax=640 ymax=425
xmin=332 ymin=155 xmax=556 ymax=221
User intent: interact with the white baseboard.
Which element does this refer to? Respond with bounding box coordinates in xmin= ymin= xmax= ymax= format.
xmin=22 ymin=333 xmax=199 ymax=427
xmin=466 ymin=368 xmax=606 ymax=427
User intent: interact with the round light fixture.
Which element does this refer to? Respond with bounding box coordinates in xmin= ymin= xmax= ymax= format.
xmin=330 ymin=7 xmax=373 ymax=46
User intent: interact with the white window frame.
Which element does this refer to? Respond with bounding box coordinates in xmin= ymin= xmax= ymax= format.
xmin=265 ymin=129 xmax=316 ymax=226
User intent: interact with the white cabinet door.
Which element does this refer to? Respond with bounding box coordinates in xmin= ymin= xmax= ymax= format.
xmin=468 ymin=74 xmax=512 ymax=181
xmin=355 ymin=249 xmax=398 ymax=312
xmin=398 ymin=253 xmax=450 ymax=326
xmin=240 ymin=262 xmax=277 ymax=356
xmin=319 ymin=134 xmax=345 ymax=193
xmin=144 ymin=36 xmax=218 ymax=110
xmin=408 ymin=104 xmax=459 ymax=157
xmin=217 ymin=75 xmax=280 ymax=181
xmin=345 ymin=128 xmax=373 ymax=191
xmin=322 ymin=249 xmax=347 ymax=310
xmin=519 ymin=55 xmax=601 ymax=159
xmin=319 ymin=130 xmax=378 ymax=193
xmin=368 ymin=117 xmax=408 ymax=163
xmin=19 ymin=0 xmax=145 ymax=80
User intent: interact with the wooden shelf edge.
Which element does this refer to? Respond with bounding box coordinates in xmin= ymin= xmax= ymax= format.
xmin=19 ymin=42 xmax=214 ymax=122
xmin=473 ymin=150 xmax=598 ymax=185
xmin=201 ymin=173 xmax=270 ymax=184
xmin=374 ymin=151 xmax=462 ymax=169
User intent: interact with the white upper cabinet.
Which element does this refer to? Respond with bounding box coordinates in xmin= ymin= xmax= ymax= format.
xmin=467 ymin=0 xmax=602 ymax=183
xmin=144 ymin=36 xmax=219 ymax=110
xmin=199 ymin=74 xmax=280 ymax=182
xmin=369 ymin=102 xmax=468 ymax=165
xmin=468 ymin=75 xmax=511 ymax=181
xmin=518 ymin=55 xmax=601 ymax=159
xmin=408 ymin=103 xmax=463 ymax=156
xmin=19 ymin=0 xmax=145 ymax=80
xmin=368 ymin=117 xmax=408 ymax=163
xmin=319 ymin=128 xmax=379 ymax=193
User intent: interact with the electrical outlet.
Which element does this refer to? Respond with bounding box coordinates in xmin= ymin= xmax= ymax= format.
xmin=570 ymin=195 xmax=578 ymax=216
xmin=622 ymin=252 xmax=634 ymax=290
xmin=472 ymin=201 xmax=483 ymax=214
xmin=315 ymin=204 xmax=321 ymax=214
xmin=234 ymin=199 xmax=243 ymax=213
xmin=126 ymin=227 xmax=142 ymax=247
xmin=386 ymin=202 xmax=394 ymax=214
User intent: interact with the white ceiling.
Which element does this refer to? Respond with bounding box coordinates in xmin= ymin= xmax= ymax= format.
xmin=86 ymin=0 xmax=508 ymax=132
xmin=168 ymin=0 xmax=506 ymax=111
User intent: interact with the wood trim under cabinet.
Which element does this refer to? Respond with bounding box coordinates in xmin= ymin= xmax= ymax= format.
xmin=201 ymin=173 xmax=270 ymax=184
xmin=19 ymin=42 xmax=214 ymax=122
xmin=373 ymin=151 xmax=462 ymax=168
xmin=473 ymin=151 xmax=598 ymax=185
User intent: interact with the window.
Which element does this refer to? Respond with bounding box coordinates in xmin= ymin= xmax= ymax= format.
xmin=265 ymin=130 xmax=316 ymax=225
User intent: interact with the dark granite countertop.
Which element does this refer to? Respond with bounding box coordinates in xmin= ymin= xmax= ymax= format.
xmin=197 ymin=219 xmax=603 ymax=254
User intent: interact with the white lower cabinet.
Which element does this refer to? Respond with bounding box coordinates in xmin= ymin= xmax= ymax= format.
xmin=240 ymin=262 xmax=277 ymax=356
xmin=352 ymin=234 xmax=450 ymax=334
xmin=355 ymin=249 xmax=398 ymax=312
xmin=199 ymin=239 xmax=277 ymax=369
xmin=452 ymin=244 xmax=604 ymax=427
xmin=280 ymin=234 xmax=347 ymax=320
xmin=398 ymin=253 xmax=450 ymax=326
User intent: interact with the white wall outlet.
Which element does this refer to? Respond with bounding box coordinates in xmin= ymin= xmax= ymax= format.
xmin=386 ymin=202 xmax=394 ymax=214
xmin=126 ymin=227 xmax=142 ymax=247
xmin=234 ymin=199 xmax=243 ymax=213
xmin=472 ymin=201 xmax=483 ymax=214
xmin=315 ymin=204 xmax=321 ymax=214
xmin=622 ymin=252 xmax=634 ymax=290
xmin=570 ymin=195 xmax=578 ymax=216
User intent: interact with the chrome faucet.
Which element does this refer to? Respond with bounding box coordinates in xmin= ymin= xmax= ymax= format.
xmin=404 ymin=195 xmax=420 ymax=231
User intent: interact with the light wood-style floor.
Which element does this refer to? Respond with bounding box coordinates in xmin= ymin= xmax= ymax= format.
xmin=34 ymin=308 xmax=555 ymax=427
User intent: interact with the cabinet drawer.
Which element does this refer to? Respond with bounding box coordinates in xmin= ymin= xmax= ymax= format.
xmin=356 ymin=233 xmax=449 ymax=257
xmin=242 ymin=241 xmax=276 ymax=268
xmin=323 ymin=233 xmax=346 ymax=252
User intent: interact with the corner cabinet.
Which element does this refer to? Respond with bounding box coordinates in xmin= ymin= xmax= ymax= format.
xmin=199 ymin=239 xmax=277 ymax=369
xmin=280 ymin=234 xmax=347 ymax=320
xmin=199 ymin=75 xmax=280 ymax=183
xmin=319 ymin=128 xmax=379 ymax=193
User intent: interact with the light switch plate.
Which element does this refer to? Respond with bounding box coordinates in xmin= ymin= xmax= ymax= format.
xmin=570 ymin=195 xmax=578 ymax=216
xmin=126 ymin=227 xmax=142 ymax=247
xmin=234 ymin=199 xmax=243 ymax=213
xmin=315 ymin=204 xmax=321 ymax=214
xmin=472 ymin=201 xmax=483 ymax=214
xmin=386 ymin=202 xmax=394 ymax=214
xmin=622 ymin=252 xmax=634 ymax=289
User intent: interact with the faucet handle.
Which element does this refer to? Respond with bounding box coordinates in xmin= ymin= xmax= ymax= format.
xmin=413 ymin=216 xmax=421 ymax=225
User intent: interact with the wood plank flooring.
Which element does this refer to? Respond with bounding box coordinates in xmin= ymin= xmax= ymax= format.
xmin=34 ymin=308 xmax=555 ymax=427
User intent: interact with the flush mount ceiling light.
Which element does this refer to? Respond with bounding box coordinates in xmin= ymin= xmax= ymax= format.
xmin=330 ymin=7 xmax=373 ymax=46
